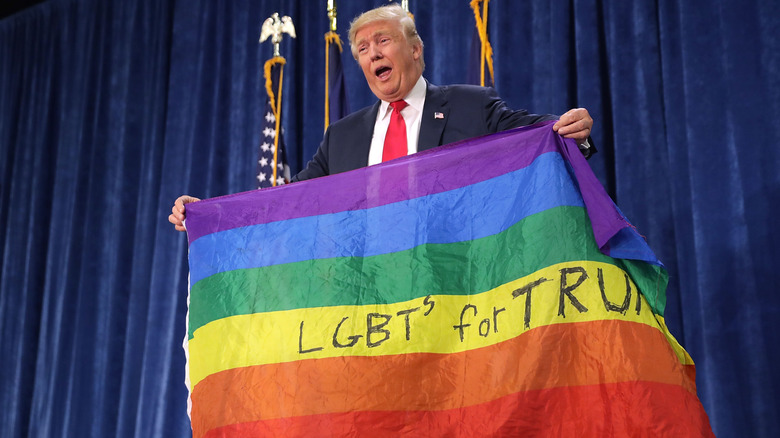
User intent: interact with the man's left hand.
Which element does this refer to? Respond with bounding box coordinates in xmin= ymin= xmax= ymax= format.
xmin=552 ymin=108 xmax=593 ymax=145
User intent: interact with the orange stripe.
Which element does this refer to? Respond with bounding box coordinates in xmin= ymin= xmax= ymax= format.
xmin=205 ymin=381 xmax=713 ymax=438
xmin=191 ymin=320 xmax=696 ymax=437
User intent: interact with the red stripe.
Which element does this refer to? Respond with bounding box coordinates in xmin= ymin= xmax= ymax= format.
xmin=205 ymin=380 xmax=712 ymax=437
xmin=191 ymin=320 xmax=700 ymax=437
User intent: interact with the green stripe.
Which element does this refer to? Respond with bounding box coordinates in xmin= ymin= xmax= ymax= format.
xmin=189 ymin=206 xmax=666 ymax=339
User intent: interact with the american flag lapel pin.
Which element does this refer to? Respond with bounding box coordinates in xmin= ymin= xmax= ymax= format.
xmin=434 ymin=112 xmax=444 ymax=119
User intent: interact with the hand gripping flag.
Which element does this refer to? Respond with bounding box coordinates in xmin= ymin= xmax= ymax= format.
xmin=184 ymin=122 xmax=713 ymax=437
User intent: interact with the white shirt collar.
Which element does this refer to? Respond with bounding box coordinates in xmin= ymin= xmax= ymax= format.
xmin=378 ymin=76 xmax=427 ymax=120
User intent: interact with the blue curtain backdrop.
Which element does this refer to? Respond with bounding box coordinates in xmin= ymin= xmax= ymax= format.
xmin=1 ymin=0 xmax=777 ymax=436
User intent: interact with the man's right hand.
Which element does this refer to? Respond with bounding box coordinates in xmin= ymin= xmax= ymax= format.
xmin=169 ymin=195 xmax=201 ymax=232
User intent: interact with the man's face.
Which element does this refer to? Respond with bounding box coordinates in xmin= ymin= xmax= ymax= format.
xmin=354 ymin=19 xmax=422 ymax=102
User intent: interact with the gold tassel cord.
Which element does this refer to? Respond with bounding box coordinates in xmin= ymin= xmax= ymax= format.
xmin=264 ymin=56 xmax=286 ymax=186
xmin=470 ymin=0 xmax=494 ymax=87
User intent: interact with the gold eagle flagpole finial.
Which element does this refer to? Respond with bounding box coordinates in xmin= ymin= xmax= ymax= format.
xmin=327 ymin=0 xmax=337 ymax=32
xmin=388 ymin=0 xmax=412 ymax=17
xmin=325 ymin=0 xmax=341 ymax=129
xmin=259 ymin=12 xmax=295 ymax=186
xmin=260 ymin=12 xmax=297 ymax=57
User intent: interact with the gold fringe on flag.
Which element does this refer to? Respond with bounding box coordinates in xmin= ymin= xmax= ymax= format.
xmin=470 ymin=0 xmax=494 ymax=87
xmin=264 ymin=56 xmax=286 ymax=186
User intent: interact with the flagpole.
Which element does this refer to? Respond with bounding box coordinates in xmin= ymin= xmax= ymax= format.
xmin=480 ymin=0 xmax=487 ymax=87
xmin=259 ymin=13 xmax=296 ymax=187
xmin=327 ymin=0 xmax=337 ymax=32
xmin=394 ymin=0 xmax=413 ymax=19
xmin=325 ymin=0 xmax=337 ymax=129
xmin=272 ymin=65 xmax=284 ymax=186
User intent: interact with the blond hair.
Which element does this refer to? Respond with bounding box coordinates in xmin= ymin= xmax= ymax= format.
xmin=348 ymin=4 xmax=425 ymax=70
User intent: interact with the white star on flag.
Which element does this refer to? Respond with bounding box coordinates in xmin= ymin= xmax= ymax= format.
xmin=264 ymin=112 xmax=275 ymax=123
xmin=259 ymin=157 xmax=269 ymax=167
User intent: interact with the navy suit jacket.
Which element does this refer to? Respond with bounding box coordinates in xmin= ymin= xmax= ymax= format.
xmin=292 ymin=82 xmax=559 ymax=182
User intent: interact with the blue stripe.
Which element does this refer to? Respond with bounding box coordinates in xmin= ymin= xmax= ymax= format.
xmin=189 ymin=152 xmax=584 ymax=285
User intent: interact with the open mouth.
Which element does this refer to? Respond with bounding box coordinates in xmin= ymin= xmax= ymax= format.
xmin=375 ymin=66 xmax=392 ymax=79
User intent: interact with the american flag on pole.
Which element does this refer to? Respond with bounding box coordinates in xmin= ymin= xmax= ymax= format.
xmin=324 ymin=31 xmax=349 ymax=130
xmin=257 ymin=57 xmax=290 ymax=188
xmin=324 ymin=1 xmax=349 ymax=130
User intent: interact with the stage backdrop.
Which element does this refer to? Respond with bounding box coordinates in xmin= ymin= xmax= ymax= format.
xmin=1 ymin=0 xmax=777 ymax=437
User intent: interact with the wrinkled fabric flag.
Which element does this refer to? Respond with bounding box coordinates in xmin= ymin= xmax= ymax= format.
xmin=185 ymin=122 xmax=713 ymax=437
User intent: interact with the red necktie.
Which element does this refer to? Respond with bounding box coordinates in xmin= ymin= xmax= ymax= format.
xmin=382 ymin=100 xmax=409 ymax=162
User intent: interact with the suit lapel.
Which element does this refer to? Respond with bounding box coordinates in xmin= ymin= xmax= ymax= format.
xmin=354 ymin=101 xmax=381 ymax=168
xmin=418 ymin=82 xmax=449 ymax=152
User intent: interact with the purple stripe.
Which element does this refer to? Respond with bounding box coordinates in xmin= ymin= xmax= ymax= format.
xmin=186 ymin=122 xmax=563 ymax=244
xmin=185 ymin=121 xmax=647 ymax=265
xmin=554 ymin=130 xmax=630 ymax=250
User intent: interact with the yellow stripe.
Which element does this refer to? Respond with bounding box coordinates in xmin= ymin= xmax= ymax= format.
xmin=656 ymin=315 xmax=694 ymax=365
xmin=189 ymin=260 xmax=687 ymax=387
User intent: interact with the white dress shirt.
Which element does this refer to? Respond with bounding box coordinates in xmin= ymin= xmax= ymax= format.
xmin=367 ymin=76 xmax=427 ymax=166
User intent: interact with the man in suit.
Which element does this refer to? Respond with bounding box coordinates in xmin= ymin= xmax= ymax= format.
xmin=169 ymin=4 xmax=593 ymax=231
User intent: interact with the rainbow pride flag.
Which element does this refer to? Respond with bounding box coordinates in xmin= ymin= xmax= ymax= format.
xmin=184 ymin=122 xmax=713 ymax=437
